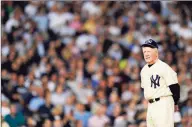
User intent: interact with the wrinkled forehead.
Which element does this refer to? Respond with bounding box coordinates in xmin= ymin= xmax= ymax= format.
xmin=142 ymin=46 xmax=155 ymax=51
xmin=142 ymin=47 xmax=158 ymax=55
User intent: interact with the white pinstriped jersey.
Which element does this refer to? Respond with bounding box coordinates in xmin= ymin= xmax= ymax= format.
xmin=140 ymin=59 xmax=178 ymax=100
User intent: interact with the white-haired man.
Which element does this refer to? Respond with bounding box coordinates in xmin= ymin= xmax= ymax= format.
xmin=140 ymin=39 xmax=180 ymax=127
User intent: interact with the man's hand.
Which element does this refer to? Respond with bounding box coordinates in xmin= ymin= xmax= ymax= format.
xmin=174 ymin=105 xmax=179 ymax=112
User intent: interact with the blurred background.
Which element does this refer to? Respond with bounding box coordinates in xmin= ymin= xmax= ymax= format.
xmin=1 ymin=1 xmax=192 ymax=127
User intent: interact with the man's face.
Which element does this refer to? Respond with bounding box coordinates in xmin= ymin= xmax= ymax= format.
xmin=142 ymin=47 xmax=157 ymax=64
xmin=10 ymin=105 xmax=17 ymax=115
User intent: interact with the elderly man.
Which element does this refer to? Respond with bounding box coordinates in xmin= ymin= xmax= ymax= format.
xmin=140 ymin=39 xmax=180 ymax=127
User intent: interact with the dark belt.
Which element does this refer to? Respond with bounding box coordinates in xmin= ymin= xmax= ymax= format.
xmin=149 ymin=97 xmax=160 ymax=103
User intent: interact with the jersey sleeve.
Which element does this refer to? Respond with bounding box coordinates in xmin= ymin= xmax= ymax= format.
xmin=140 ymin=71 xmax=144 ymax=88
xmin=164 ymin=65 xmax=178 ymax=86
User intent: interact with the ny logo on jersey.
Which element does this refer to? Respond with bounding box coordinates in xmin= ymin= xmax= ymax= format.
xmin=150 ymin=75 xmax=160 ymax=89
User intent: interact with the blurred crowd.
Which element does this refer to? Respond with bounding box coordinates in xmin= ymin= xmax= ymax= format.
xmin=1 ymin=1 xmax=192 ymax=127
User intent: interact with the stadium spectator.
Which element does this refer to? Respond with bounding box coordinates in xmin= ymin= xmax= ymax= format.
xmin=4 ymin=104 xmax=25 ymax=127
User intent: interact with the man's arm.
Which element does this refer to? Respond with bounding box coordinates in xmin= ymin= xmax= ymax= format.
xmin=169 ymin=83 xmax=180 ymax=105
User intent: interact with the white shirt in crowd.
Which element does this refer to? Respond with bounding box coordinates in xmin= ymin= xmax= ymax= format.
xmin=88 ymin=115 xmax=110 ymax=127
xmin=51 ymin=91 xmax=71 ymax=106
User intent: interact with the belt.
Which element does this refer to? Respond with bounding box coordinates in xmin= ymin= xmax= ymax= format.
xmin=149 ymin=97 xmax=160 ymax=103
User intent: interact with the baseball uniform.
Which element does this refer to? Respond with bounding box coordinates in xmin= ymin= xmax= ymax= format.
xmin=140 ymin=59 xmax=178 ymax=127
